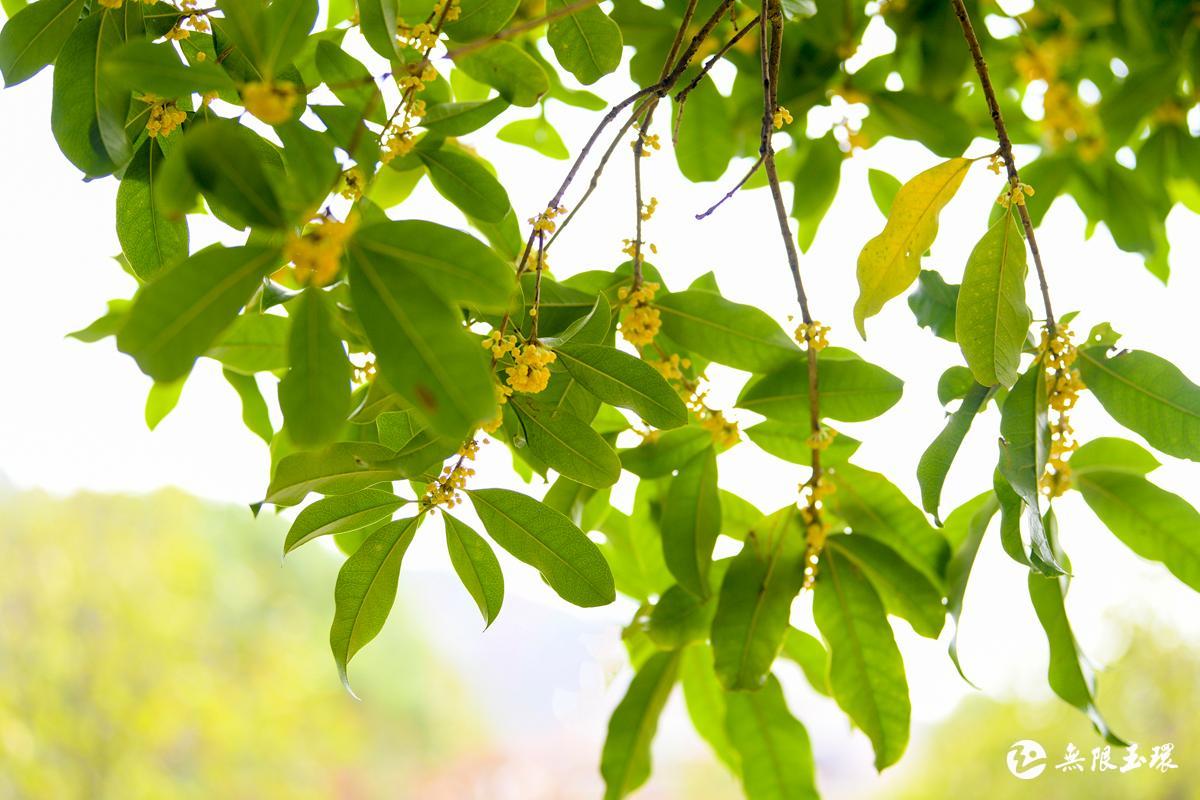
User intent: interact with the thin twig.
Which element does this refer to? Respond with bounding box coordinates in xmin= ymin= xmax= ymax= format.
xmin=694 ymin=153 xmax=764 ymax=219
xmin=444 ymin=0 xmax=602 ymax=60
xmin=950 ymin=0 xmax=1056 ymax=333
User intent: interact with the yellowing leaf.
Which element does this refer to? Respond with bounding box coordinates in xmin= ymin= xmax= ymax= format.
xmin=854 ymin=158 xmax=971 ymax=337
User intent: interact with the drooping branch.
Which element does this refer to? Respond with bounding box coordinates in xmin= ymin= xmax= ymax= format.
xmin=950 ymin=0 xmax=1057 ymax=333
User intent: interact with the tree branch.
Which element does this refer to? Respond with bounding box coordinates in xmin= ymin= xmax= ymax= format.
xmin=950 ymin=0 xmax=1057 ymax=332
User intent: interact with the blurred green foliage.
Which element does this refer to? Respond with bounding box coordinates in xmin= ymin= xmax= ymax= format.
xmin=0 ymin=490 xmax=480 ymax=799
xmin=885 ymin=626 xmax=1199 ymax=799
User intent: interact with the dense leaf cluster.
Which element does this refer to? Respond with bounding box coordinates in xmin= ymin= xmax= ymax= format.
xmin=4 ymin=0 xmax=1200 ymax=796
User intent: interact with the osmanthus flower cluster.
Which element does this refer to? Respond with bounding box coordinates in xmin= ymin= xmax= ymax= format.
xmin=5 ymin=0 xmax=1200 ymax=797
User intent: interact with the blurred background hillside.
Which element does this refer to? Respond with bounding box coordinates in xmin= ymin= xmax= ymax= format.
xmin=0 ymin=488 xmax=1196 ymax=798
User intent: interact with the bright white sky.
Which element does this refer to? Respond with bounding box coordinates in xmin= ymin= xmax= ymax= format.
xmin=2 ymin=9 xmax=1199 ymax=797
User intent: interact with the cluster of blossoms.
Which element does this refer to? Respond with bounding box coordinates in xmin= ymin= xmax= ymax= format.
xmin=621 ymin=238 xmax=657 ymax=263
xmin=618 ymin=281 xmax=661 ymax=346
xmin=380 ymin=0 xmax=459 ymax=163
xmin=799 ymin=477 xmax=836 ymax=589
xmin=241 ymin=81 xmax=300 ymax=125
xmin=987 ymin=154 xmax=1004 ymax=175
xmin=422 ymin=439 xmax=479 ymax=510
xmin=485 ymin=329 xmax=557 ymax=395
xmin=529 ymin=205 xmax=567 ymax=235
xmin=639 ymin=197 xmax=658 ymax=221
xmin=282 ymin=214 xmax=357 ymax=287
xmin=143 ymin=96 xmax=187 ymax=138
xmin=684 ymin=388 xmax=740 ymax=449
xmin=997 ymin=182 xmax=1036 ymax=208
xmin=1013 ymin=37 xmax=1104 ymax=159
xmin=164 ymin=0 xmax=210 ymax=40
xmin=650 ymin=353 xmax=690 ymax=382
xmin=806 ymin=424 xmax=838 ymax=452
xmin=1040 ymin=325 xmax=1085 ymax=498
xmin=794 ymin=320 xmax=830 ymax=351
xmin=631 ymin=132 xmax=661 ymax=157
xmin=339 ymin=167 xmax=366 ymax=200
xmin=772 ymin=106 xmax=793 ymax=129
xmin=505 ymin=343 xmax=557 ymax=394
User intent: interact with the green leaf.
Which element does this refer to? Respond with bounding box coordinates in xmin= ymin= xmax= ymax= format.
xmin=1069 ymin=437 xmax=1161 ymax=476
xmin=351 ymin=220 xmax=515 ymax=313
xmin=284 ymin=488 xmax=406 ymax=553
xmin=68 ymin=299 xmax=130 ymax=342
xmin=279 ymin=289 xmax=351 ymax=447
xmin=117 ymin=245 xmax=279 ymax=382
xmin=679 ymin=643 xmax=740 ymax=771
xmin=1028 ymin=568 xmax=1124 ymax=745
xmin=600 ymin=650 xmax=680 ymax=800
xmin=444 ymin=0 xmax=518 ymax=40
xmin=181 ymin=120 xmax=287 ymax=229
xmin=223 ymin=369 xmax=274 ymax=444
xmin=994 ymin=468 xmax=1030 ymax=567
xmin=144 ymin=376 xmax=185 ymax=431
xmin=330 ymin=514 xmax=424 ymax=691
xmin=659 ymin=446 xmax=721 ymax=598
xmin=737 ymin=352 xmax=903 ymax=423
xmin=936 ymin=364 xmax=975 ymax=404
xmin=510 ymin=398 xmax=621 ymax=488
xmin=956 ymin=211 xmax=1030 ymax=388
xmin=673 ymin=79 xmax=736 ymax=182
xmin=814 ymin=545 xmax=910 ymax=771
xmin=779 ymin=628 xmax=830 ymax=696
xmin=908 ymin=269 xmax=958 ymax=341
xmin=375 ymin=409 xmax=420 ymax=451
xmin=116 ymin=140 xmax=189 ymax=282
xmin=51 ymin=10 xmax=130 ymax=176
xmin=105 ymin=39 xmax=236 ymax=95
xmin=743 ymin=420 xmax=860 ymax=465
xmin=443 ymin=512 xmax=504 ymax=627
xmin=998 ymin=361 xmax=1065 ymax=575
xmin=917 ymin=381 xmax=990 ymax=524
xmin=792 ymin=134 xmax=843 ymax=252
xmin=826 ymin=535 xmax=945 ymax=638
xmin=0 ymin=0 xmax=84 ymax=87
xmin=207 ymin=313 xmax=289 ymax=374
xmin=647 ymin=582 xmax=717 ymax=649
xmin=357 ymin=0 xmax=400 ymax=59
xmin=1077 ymin=347 xmax=1200 ymax=461
xmin=1075 ymin=470 xmax=1200 ymax=593
xmin=854 ymin=158 xmax=971 ymax=336
xmin=545 ymin=0 xmax=621 ymax=85
xmin=468 ymin=488 xmax=615 ymax=607
xmin=655 ymin=290 xmax=799 ymax=373
xmin=554 ymin=343 xmax=687 ymax=429
xmin=497 ymin=116 xmax=569 ymax=159
xmin=261 ymin=0 xmax=317 ymax=75
xmin=620 ymin=426 xmax=711 ymax=479
xmin=825 ymin=461 xmax=950 ymax=582
xmin=314 ymin=39 xmax=384 ymax=123
xmin=347 ymin=244 xmax=495 ymax=439
xmin=867 ymin=168 xmax=900 ymax=216
xmin=422 ymin=97 xmax=509 ymax=136
xmin=711 ymin=506 xmax=805 ymax=689
xmin=417 ymin=145 xmax=512 ymax=223
xmin=725 ymin=674 xmax=819 ymax=800
xmin=453 ymin=41 xmax=548 ymax=107
xmin=944 ymin=493 xmax=998 ymax=683
xmin=264 ymin=442 xmax=415 ymax=506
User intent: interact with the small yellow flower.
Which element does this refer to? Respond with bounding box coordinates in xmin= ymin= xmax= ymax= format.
xmin=794 ymin=321 xmax=830 ymax=351
xmin=639 ymin=197 xmax=658 ymax=221
xmin=144 ymin=98 xmax=187 ymax=139
xmin=618 ymin=281 xmax=661 ymax=347
xmin=422 ymin=446 xmax=477 ymax=509
xmin=996 ymin=182 xmax=1035 ymax=208
xmin=650 ymin=353 xmax=690 ymax=382
xmin=483 ymin=330 xmax=518 ymax=360
xmin=283 ymin=215 xmax=358 ymax=287
xmin=631 ymin=133 xmax=661 ymax=157
xmin=241 ymin=81 xmax=299 ymax=125
xmin=529 ymin=205 xmax=567 ymax=235
xmin=772 ymin=106 xmax=793 ymax=130
xmin=701 ymin=409 xmax=740 ymax=448
xmin=805 ymin=425 xmax=838 ymax=451
xmin=505 ymin=343 xmax=556 ymax=394
xmin=339 ymin=167 xmax=365 ymax=200
xmin=987 ymin=154 xmax=1003 ymax=175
